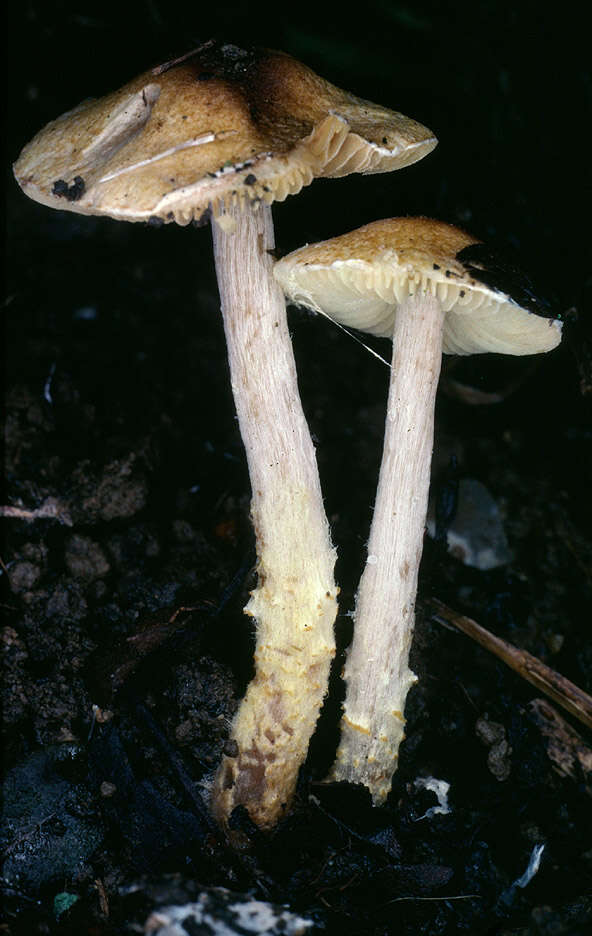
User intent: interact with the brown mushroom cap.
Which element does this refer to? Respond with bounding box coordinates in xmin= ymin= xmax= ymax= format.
xmin=13 ymin=42 xmax=437 ymax=226
xmin=274 ymin=217 xmax=563 ymax=355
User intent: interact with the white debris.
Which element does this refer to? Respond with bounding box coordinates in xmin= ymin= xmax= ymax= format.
xmin=144 ymin=888 xmax=314 ymax=935
xmin=44 ymin=361 xmax=56 ymax=405
xmin=413 ymin=776 xmax=451 ymax=819
xmin=513 ymin=843 xmax=545 ymax=889
xmin=427 ymin=478 xmax=512 ymax=570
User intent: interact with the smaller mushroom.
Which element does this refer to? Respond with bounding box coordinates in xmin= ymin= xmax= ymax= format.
xmin=274 ymin=216 xmax=563 ymax=804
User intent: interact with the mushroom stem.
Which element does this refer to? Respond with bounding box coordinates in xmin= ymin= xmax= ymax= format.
xmin=210 ymin=200 xmax=338 ymax=829
xmin=329 ymin=291 xmax=444 ymax=804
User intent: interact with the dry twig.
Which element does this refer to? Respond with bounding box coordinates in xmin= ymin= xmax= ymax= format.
xmin=0 ymin=498 xmax=72 ymax=526
xmin=430 ymin=598 xmax=592 ymax=732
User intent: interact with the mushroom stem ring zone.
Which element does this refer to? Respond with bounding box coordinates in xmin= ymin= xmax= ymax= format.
xmin=210 ymin=201 xmax=338 ymax=828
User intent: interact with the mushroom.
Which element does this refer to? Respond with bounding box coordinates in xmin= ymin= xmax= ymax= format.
xmin=274 ymin=216 xmax=563 ymax=804
xmin=13 ymin=44 xmax=437 ymax=828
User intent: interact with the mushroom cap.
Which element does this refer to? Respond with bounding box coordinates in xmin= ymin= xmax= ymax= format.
xmin=13 ymin=42 xmax=437 ymax=227
xmin=274 ymin=217 xmax=562 ymax=355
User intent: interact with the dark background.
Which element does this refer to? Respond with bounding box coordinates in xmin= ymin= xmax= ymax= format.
xmin=7 ymin=0 xmax=592 ymax=281
xmin=6 ymin=0 xmax=591 ymax=583
xmin=3 ymin=2 xmax=592 ymax=934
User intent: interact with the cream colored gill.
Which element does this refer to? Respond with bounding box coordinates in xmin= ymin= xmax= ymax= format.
xmin=275 ymin=254 xmax=562 ymax=355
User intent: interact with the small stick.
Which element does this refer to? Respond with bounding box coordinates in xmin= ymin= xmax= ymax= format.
xmin=429 ymin=598 xmax=592 ymax=732
xmin=0 ymin=498 xmax=72 ymax=526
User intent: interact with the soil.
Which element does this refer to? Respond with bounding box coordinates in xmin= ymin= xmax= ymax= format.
xmin=3 ymin=3 xmax=591 ymax=934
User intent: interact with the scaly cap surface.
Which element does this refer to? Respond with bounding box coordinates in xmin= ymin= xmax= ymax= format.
xmin=14 ymin=42 xmax=437 ymax=227
xmin=274 ymin=217 xmax=563 ymax=354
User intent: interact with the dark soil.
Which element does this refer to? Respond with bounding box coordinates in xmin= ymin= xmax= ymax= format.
xmin=3 ymin=2 xmax=591 ymax=934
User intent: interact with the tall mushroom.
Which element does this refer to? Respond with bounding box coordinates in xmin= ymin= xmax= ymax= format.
xmin=274 ymin=216 xmax=563 ymax=804
xmin=13 ymin=44 xmax=437 ymax=828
